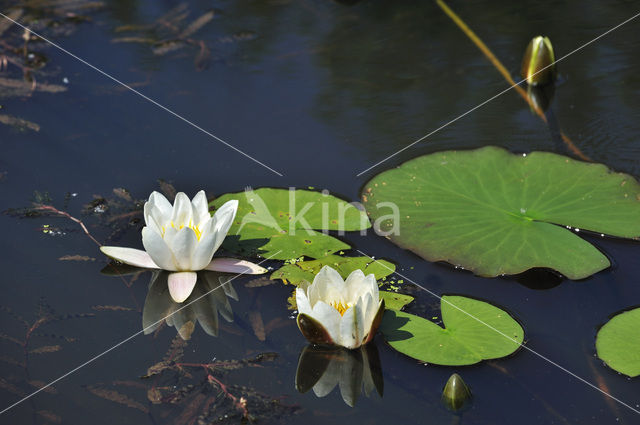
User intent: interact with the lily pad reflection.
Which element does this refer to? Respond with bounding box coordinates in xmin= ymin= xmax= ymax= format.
xmin=295 ymin=344 xmax=383 ymax=407
xmin=142 ymin=271 xmax=238 ymax=340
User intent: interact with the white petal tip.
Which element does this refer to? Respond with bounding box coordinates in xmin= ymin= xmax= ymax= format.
xmin=168 ymin=272 xmax=198 ymax=303
xmin=205 ymin=258 xmax=267 ymax=275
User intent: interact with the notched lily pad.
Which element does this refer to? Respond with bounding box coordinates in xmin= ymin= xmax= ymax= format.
xmin=596 ymin=307 xmax=640 ymax=377
xmin=210 ymin=188 xmax=369 ymax=260
xmin=380 ymin=295 xmax=524 ymax=366
xmin=362 ymin=147 xmax=640 ymax=279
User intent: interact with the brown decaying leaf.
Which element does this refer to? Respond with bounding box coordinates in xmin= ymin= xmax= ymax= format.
xmin=249 ymin=311 xmax=265 ymax=342
xmin=152 ymin=39 xmax=186 ymax=56
xmin=0 ymin=378 xmax=25 ymax=396
xmin=29 ymin=345 xmax=62 ymax=354
xmin=112 ymin=36 xmax=156 ymax=44
xmin=91 ymin=305 xmax=134 ymax=311
xmin=179 ymin=10 xmax=214 ymax=38
xmin=28 ymin=380 xmax=58 ymax=394
xmin=0 ymin=9 xmax=23 ymax=36
xmin=263 ymin=317 xmax=290 ymax=335
xmin=147 ymin=387 xmax=162 ymax=404
xmin=112 ymin=380 xmax=147 ymax=389
xmin=0 ymin=356 xmax=25 ymax=367
xmin=0 ymin=77 xmax=67 ymax=94
xmin=244 ymin=277 xmax=275 ymax=288
xmin=0 ymin=114 xmax=40 ymax=131
xmin=157 ymin=179 xmax=176 ymax=201
xmin=175 ymin=393 xmax=207 ymax=425
xmin=0 ymin=332 xmax=23 ymax=346
xmin=37 ymin=410 xmax=61 ymax=423
xmin=194 ymin=41 xmax=211 ymax=71
xmin=112 ymin=188 xmax=133 ymax=202
xmin=59 ymin=255 xmax=95 ymax=262
xmin=86 ymin=386 xmax=149 ymax=413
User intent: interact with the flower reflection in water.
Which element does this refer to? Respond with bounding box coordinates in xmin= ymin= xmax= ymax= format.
xmin=142 ymin=270 xmax=238 ymax=340
xmin=295 ymin=343 xmax=383 ymax=407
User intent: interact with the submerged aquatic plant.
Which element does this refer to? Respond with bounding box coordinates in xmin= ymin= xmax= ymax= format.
xmin=100 ymin=191 xmax=266 ymax=303
xmin=295 ymin=266 xmax=384 ymax=349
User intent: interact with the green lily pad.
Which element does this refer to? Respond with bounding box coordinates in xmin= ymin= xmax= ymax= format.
xmin=211 ymin=188 xmax=370 ymax=260
xmin=379 ymin=291 xmax=414 ymax=311
xmin=380 ymin=295 xmax=523 ymax=366
xmin=596 ymin=307 xmax=640 ymax=377
xmin=271 ymin=254 xmax=395 ymax=285
xmin=362 ymin=146 xmax=640 ymax=279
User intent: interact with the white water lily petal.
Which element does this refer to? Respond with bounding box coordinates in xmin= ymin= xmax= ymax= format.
xmin=296 ymin=288 xmax=313 ymax=316
xmin=311 ymin=301 xmax=342 ymax=343
xmin=191 ymin=190 xmax=210 ymax=226
xmin=361 ymin=292 xmax=375 ymax=331
xmin=100 ymin=246 xmax=159 ymax=269
xmin=171 ymin=192 xmax=193 ymax=226
xmin=339 ymin=300 xmax=364 ymax=349
xmin=205 ymin=258 xmax=267 ymax=274
xmin=308 ymin=266 xmax=344 ymax=307
xmin=344 ymin=269 xmax=370 ymax=301
xmin=168 ymin=271 xmax=198 ymax=302
xmin=144 ymin=212 xmax=163 ymax=235
xmin=168 ymin=226 xmax=198 ymax=270
xmin=148 ymin=191 xmax=173 ymax=217
xmin=142 ymin=227 xmax=177 ymax=271
xmin=191 ymin=231 xmax=218 ymax=270
xmin=207 ymin=200 xmax=238 ymax=253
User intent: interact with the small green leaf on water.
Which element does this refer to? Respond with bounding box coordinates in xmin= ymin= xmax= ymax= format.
xmin=596 ymin=307 xmax=640 ymax=377
xmin=380 ymin=295 xmax=524 ymax=366
xmin=271 ymin=255 xmax=395 ymax=286
xmin=442 ymin=373 xmax=472 ymax=411
xmin=379 ymin=291 xmax=414 ymax=311
xmin=362 ymin=147 xmax=640 ymax=279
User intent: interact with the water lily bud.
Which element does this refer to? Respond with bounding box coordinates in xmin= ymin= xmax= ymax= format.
xmin=521 ymin=36 xmax=556 ymax=86
xmin=441 ymin=373 xmax=472 ymax=411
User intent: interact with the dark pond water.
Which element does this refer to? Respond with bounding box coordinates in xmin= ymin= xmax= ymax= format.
xmin=1 ymin=0 xmax=639 ymax=424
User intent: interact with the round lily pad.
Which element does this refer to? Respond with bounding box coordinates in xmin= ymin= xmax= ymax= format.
xmin=596 ymin=307 xmax=640 ymax=377
xmin=362 ymin=147 xmax=640 ymax=279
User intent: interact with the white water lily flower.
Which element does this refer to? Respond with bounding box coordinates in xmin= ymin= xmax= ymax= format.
xmin=100 ymin=190 xmax=266 ymax=303
xmin=295 ymin=266 xmax=385 ymax=349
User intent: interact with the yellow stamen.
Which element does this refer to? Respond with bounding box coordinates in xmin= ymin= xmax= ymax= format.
xmin=161 ymin=221 xmax=203 ymax=241
xmin=331 ymin=301 xmax=351 ymax=316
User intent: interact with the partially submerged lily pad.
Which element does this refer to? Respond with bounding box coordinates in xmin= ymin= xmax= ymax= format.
xmin=380 ymin=295 xmax=523 ymax=366
xmin=211 ymin=188 xmax=369 ymax=260
xmin=596 ymin=307 xmax=640 ymax=377
xmin=271 ymin=254 xmax=395 ymax=285
xmin=362 ymin=146 xmax=640 ymax=279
